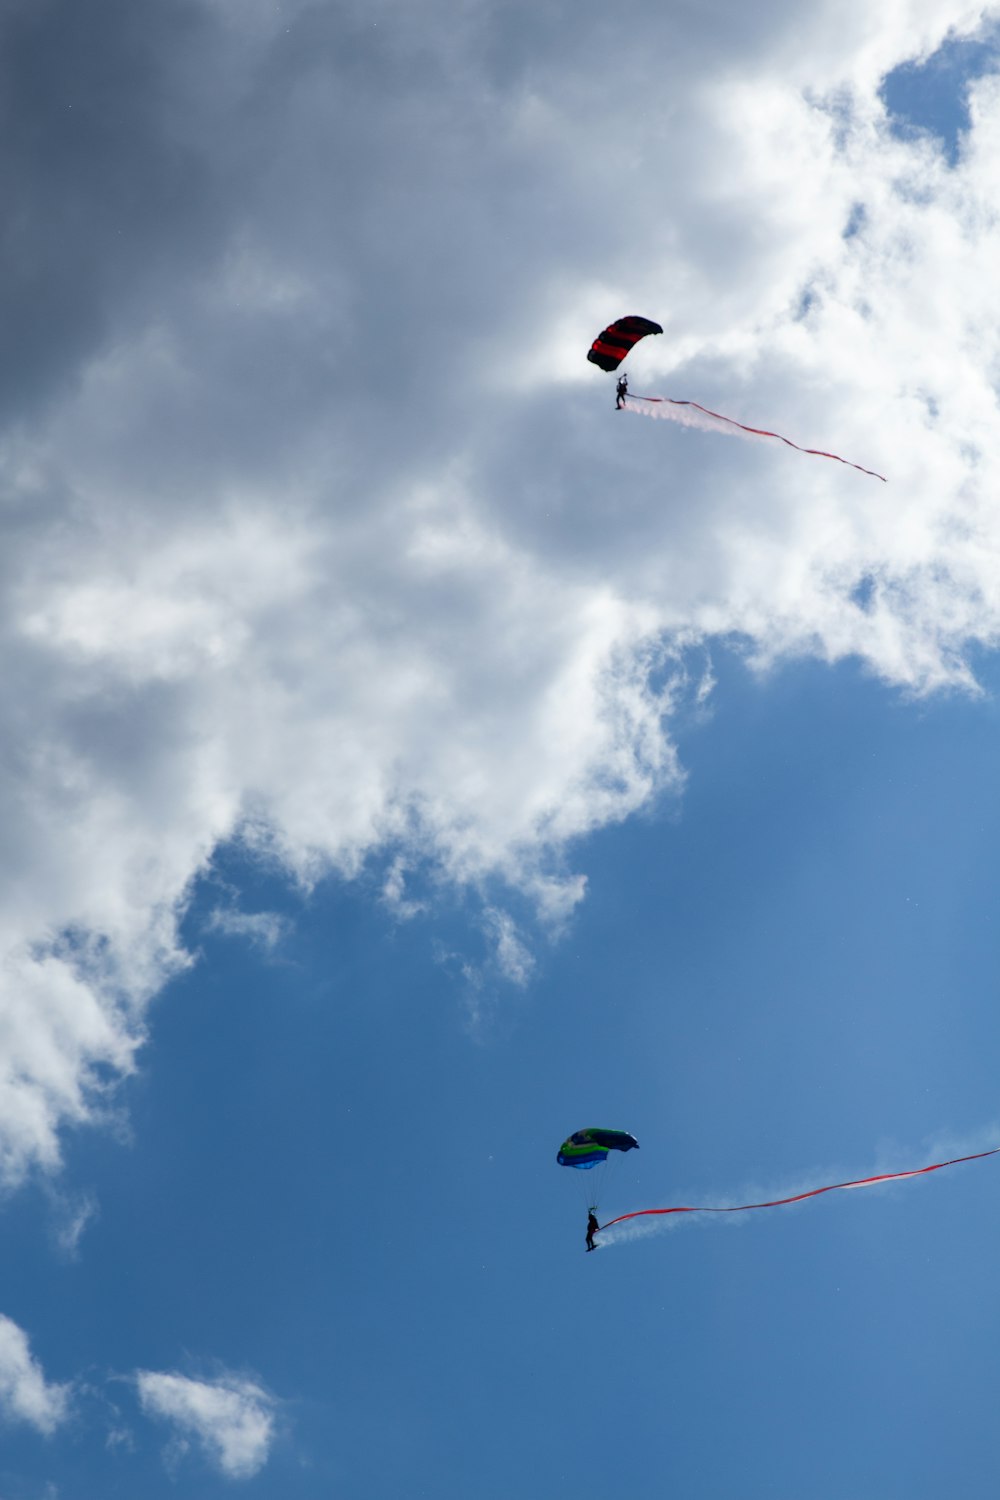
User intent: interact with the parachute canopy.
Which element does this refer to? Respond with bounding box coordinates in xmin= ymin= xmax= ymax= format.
xmin=586 ymin=315 xmax=663 ymax=372
xmin=558 ymin=1128 xmax=640 ymax=1169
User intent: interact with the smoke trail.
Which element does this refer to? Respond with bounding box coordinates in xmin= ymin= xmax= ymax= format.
xmin=623 ymin=395 xmax=886 ymax=481
xmin=596 ymin=1142 xmax=1000 ymax=1248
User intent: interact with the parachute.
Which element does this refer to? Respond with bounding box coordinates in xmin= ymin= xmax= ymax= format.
xmin=586 ymin=314 xmax=885 ymax=480
xmin=557 ymin=1128 xmax=639 ymax=1167
xmin=558 ymin=1128 xmax=639 ymax=1222
xmin=586 ymin=316 xmax=663 ymax=372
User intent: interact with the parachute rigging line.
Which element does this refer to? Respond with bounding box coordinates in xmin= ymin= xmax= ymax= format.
xmin=625 ymin=394 xmax=886 ymax=482
xmin=598 ymin=1146 xmax=1000 ymax=1234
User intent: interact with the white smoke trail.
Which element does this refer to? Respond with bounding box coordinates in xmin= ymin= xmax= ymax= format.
xmin=596 ymin=1126 xmax=1000 ymax=1250
xmin=622 ymin=393 xmax=772 ymax=442
xmin=622 ymin=394 xmax=886 ymax=480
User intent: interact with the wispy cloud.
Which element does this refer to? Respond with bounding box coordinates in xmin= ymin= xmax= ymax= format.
xmin=0 ymin=1316 xmax=70 ymax=1435
xmin=135 ymin=1369 xmax=277 ymax=1480
xmin=380 ymin=856 xmax=427 ymax=920
xmin=482 ymin=907 xmax=535 ymax=988
xmin=203 ymin=906 xmax=291 ymax=952
xmin=45 ymin=1186 xmax=99 ymax=1260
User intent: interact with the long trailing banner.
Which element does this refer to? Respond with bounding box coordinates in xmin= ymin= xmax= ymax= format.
xmin=598 ymin=1147 xmax=1000 ymax=1234
xmin=624 ymin=394 xmax=887 ymax=482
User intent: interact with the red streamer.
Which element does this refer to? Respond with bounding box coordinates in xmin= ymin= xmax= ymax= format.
xmin=627 ymin=394 xmax=887 ymax=482
xmin=599 ymin=1147 xmax=1000 ymax=1234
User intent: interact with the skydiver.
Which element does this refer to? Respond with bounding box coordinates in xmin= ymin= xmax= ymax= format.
xmin=615 ymin=373 xmax=628 ymax=409
xmin=586 ymin=1210 xmax=600 ymax=1252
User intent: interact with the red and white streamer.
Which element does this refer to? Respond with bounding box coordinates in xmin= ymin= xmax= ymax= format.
xmin=598 ymin=1146 xmax=1000 ymax=1234
xmin=624 ymin=394 xmax=886 ymax=482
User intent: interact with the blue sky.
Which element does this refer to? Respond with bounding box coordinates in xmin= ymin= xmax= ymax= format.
xmin=2 ymin=2 xmax=1000 ymax=1496
xmin=3 ymin=646 xmax=1000 ymax=1497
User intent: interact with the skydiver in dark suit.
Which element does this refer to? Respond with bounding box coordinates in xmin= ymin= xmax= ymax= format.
xmin=586 ymin=1210 xmax=600 ymax=1251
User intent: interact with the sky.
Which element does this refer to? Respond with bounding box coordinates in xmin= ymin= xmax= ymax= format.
xmin=1 ymin=0 xmax=1000 ymax=1494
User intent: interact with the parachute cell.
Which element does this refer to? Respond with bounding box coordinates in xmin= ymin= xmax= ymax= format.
xmin=586 ymin=316 xmax=663 ymax=372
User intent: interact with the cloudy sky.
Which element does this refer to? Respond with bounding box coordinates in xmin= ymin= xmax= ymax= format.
xmin=2 ymin=1 xmax=1000 ymax=1493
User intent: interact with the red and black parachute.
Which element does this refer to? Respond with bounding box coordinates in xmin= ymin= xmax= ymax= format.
xmin=587 ymin=315 xmax=663 ymax=372
xmin=588 ymin=312 xmax=885 ymax=480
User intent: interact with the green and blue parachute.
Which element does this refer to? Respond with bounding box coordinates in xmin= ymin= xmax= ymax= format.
xmin=557 ymin=1128 xmax=639 ymax=1169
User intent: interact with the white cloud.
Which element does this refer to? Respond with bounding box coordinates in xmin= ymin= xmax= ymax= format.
xmin=483 ymin=908 xmax=535 ymax=988
xmin=0 ymin=0 xmax=999 ymax=1177
xmin=47 ymin=1188 xmax=99 ymax=1260
xmin=380 ymin=855 xmax=427 ymax=920
xmin=135 ymin=1370 xmax=276 ymax=1480
xmin=204 ymin=906 xmax=291 ymax=952
xmin=0 ymin=1315 xmax=69 ymax=1435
